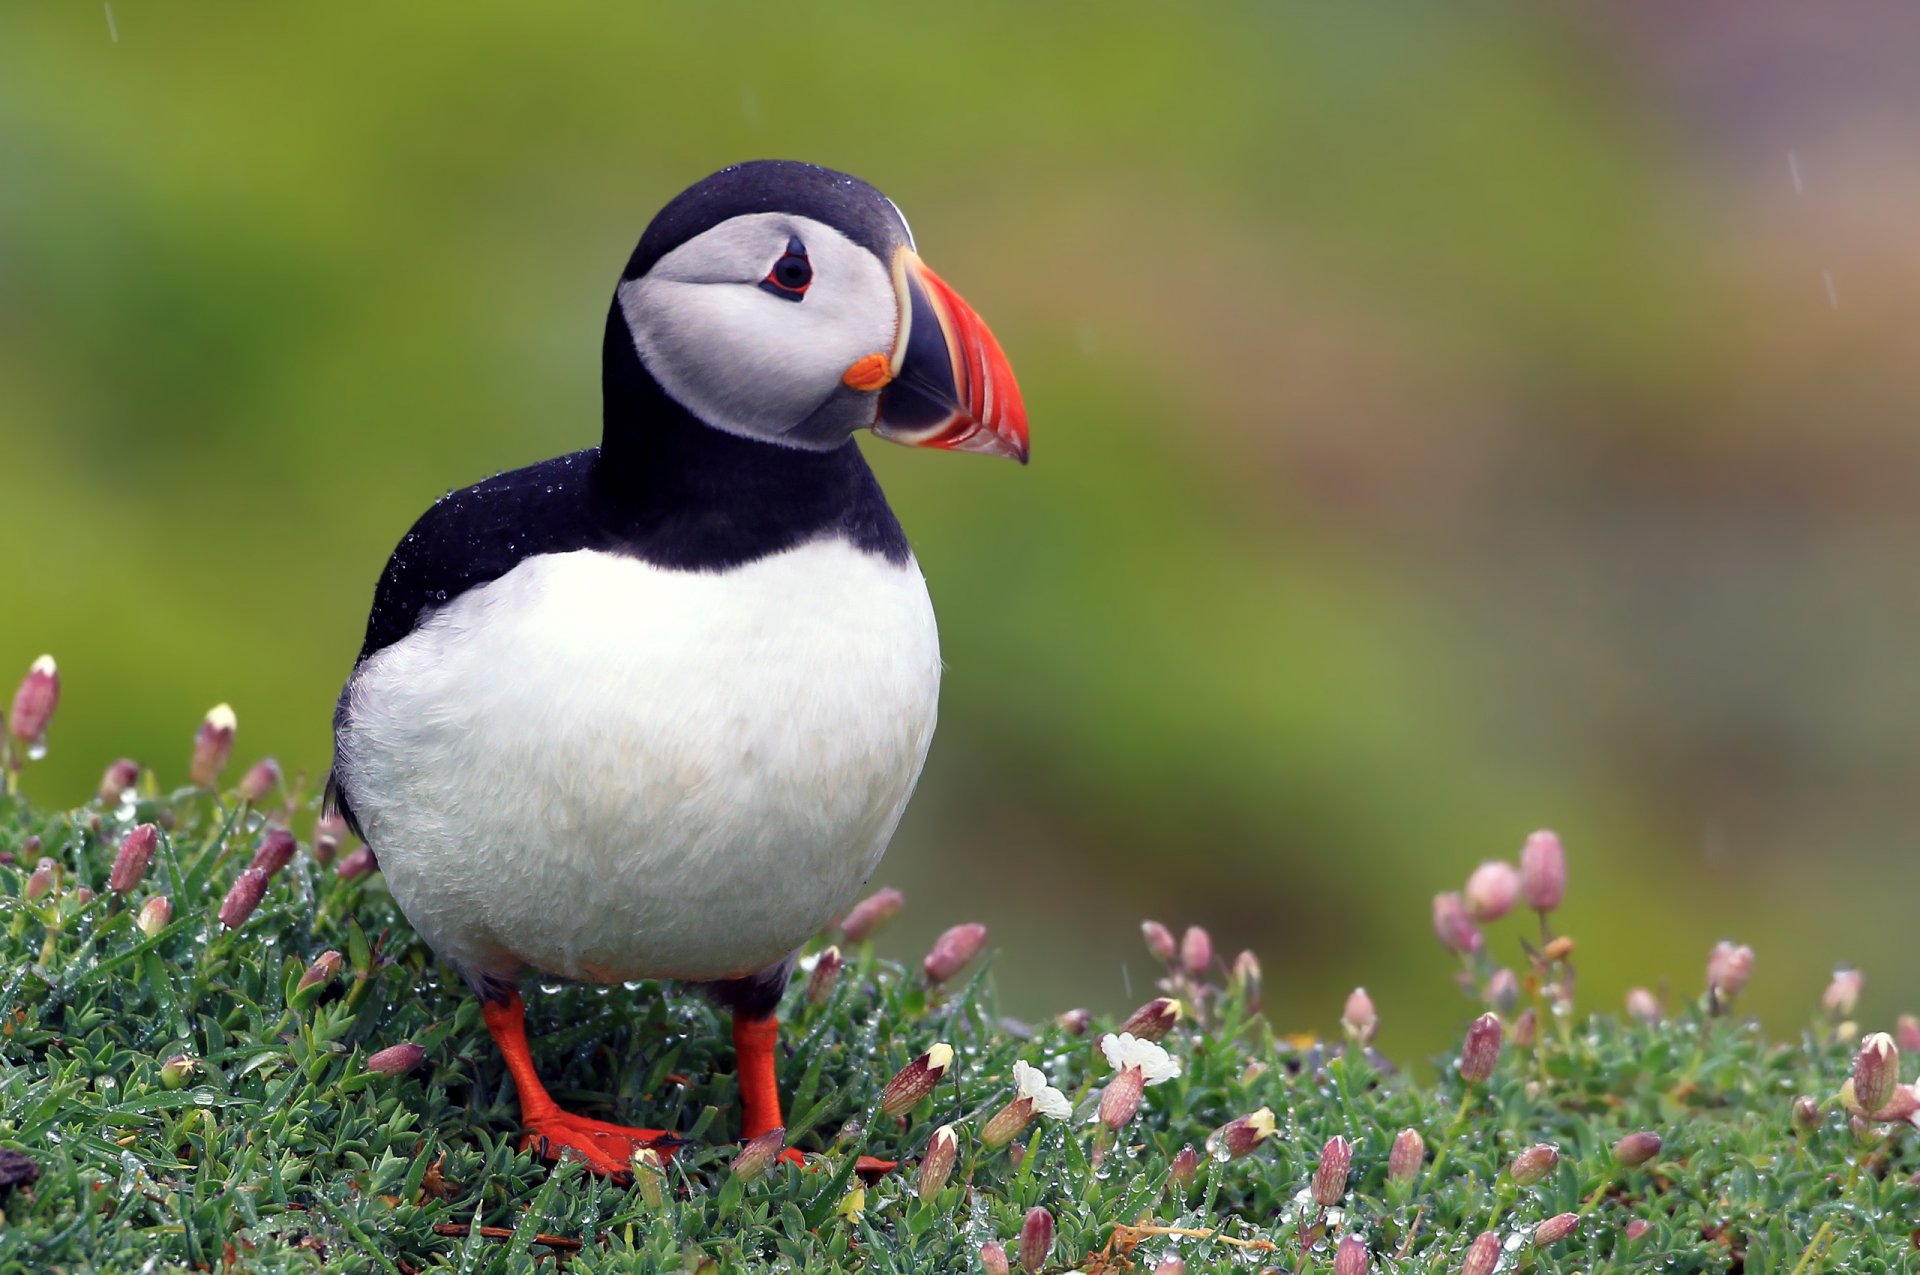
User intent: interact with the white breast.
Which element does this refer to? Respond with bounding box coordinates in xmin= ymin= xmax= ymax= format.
xmin=335 ymin=538 xmax=940 ymax=984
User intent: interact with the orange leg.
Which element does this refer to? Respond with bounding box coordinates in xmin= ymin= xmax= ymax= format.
xmin=735 ymin=1012 xmax=894 ymax=1176
xmin=483 ymin=991 xmax=680 ymax=1178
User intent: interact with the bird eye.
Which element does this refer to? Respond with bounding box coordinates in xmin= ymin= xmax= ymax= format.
xmin=759 ymin=237 xmax=812 ymax=301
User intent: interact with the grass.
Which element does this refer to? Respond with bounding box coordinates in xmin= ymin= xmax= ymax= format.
xmin=0 ymin=751 xmax=1914 ymax=1273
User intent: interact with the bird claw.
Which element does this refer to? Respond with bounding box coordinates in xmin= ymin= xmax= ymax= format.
xmin=520 ymin=1112 xmax=683 ymax=1180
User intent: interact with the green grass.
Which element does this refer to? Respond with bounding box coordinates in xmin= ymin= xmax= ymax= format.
xmin=0 ymin=766 xmax=1910 ymax=1273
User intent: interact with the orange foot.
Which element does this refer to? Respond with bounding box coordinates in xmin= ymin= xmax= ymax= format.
xmin=522 ymin=1112 xmax=684 ymax=1178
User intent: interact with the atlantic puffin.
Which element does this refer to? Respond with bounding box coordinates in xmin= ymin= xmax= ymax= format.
xmin=325 ymin=160 xmax=1025 ymax=1176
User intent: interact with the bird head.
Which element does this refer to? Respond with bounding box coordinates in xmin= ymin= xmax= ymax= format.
xmin=613 ymin=160 xmax=1027 ymax=463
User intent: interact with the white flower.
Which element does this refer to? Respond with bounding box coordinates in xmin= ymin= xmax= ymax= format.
xmin=1012 ymin=1060 xmax=1072 ymax=1120
xmin=1100 ymin=1032 xmax=1182 ymax=1086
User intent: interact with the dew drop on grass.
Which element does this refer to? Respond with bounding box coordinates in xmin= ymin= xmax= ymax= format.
xmin=25 ymin=739 xmax=47 ymax=762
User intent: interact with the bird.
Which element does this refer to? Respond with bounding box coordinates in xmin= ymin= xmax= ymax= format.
xmin=325 ymin=159 xmax=1027 ymax=1178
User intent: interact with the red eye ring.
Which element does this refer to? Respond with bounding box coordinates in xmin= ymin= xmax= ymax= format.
xmin=759 ymin=236 xmax=811 ymax=301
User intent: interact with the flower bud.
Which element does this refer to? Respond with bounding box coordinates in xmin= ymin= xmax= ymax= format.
xmin=73 ymin=886 xmax=94 ymax=906
xmin=981 ymin=1242 xmax=1010 ymax=1275
xmin=1509 ymin=1142 xmax=1558 ymax=1186
xmin=25 ymin=857 xmax=56 ymax=900
xmin=98 ymin=758 xmax=141 ymax=804
xmin=1388 ymin=1127 xmax=1424 ymax=1184
xmin=1141 ymin=920 xmax=1177 ymax=963
xmin=1899 ymin=1015 xmax=1920 ymax=1054
xmin=337 ymin=845 xmax=376 ymax=879
xmin=109 ymin=823 xmax=160 ymax=893
xmin=1153 ymin=1261 xmax=1185 ymax=1275
xmin=136 ymin=895 xmax=172 ymax=936
xmin=1626 ymin=987 xmax=1662 ymax=1024
xmin=1099 ymin=1064 xmax=1145 ymax=1129
xmin=1613 ymin=1131 xmax=1662 ymax=1166
xmin=1461 ymin=1230 xmax=1500 ymax=1275
xmin=1231 ymin=949 xmax=1261 ymax=1005
xmin=250 ymin=826 xmax=297 ymax=877
xmin=1706 ymin=940 xmax=1754 ymax=1004
xmin=922 ymin=922 xmax=987 ymax=983
xmin=880 ymin=1043 xmax=953 ymax=1117
xmin=1333 ymin=1236 xmax=1369 ymax=1275
xmin=1518 ymin=829 xmax=1566 ymax=911
xmin=312 ymin=810 xmax=346 ymax=865
xmin=1624 ymin=1219 xmax=1651 ymax=1242
xmin=1205 ymin=1106 xmax=1275 ymax=1160
xmin=1117 ymin=996 xmax=1183 ymax=1042
xmin=806 ymin=945 xmax=842 ymax=1005
xmin=917 ymin=1124 xmax=958 ymax=1200
xmin=1169 ymin=1144 xmax=1200 ymax=1191
xmin=1018 ymin=1206 xmax=1053 ymax=1272
xmin=8 ymin=655 xmax=58 ymax=749
xmin=1853 ymin=1032 xmax=1899 ymax=1117
xmin=1056 ymin=1007 xmax=1091 ymax=1035
xmin=1341 ymin=987 xmax=1377 ymax=1045
xmin=1534 ymin=1213 xmax=1580 ymax=1246
xmin=1790 ymin=1095 xmax=1820 ymax=1133
xmin=1459 ymin=1012 xmax=1503 ymax=1083
xmin=1431 ymin=892 xmax=1483 ymax=955
xmin=980 ymin=1095 xmax=1036 ymax=1149
xmin=237 ymin=758 xmax=281 ymax=804
xmin=839 ymin=886 xmax=904 ymax=941
xmin=730 ymin=1126 xmax=785 ymax=1180
xmin=297 ymin=950 xmax=343 ymax=995
xmin=1822 ymin=967 xmax=1863 ymax=1020
xmin=1511 ymin=1007 xmax=1538 ymax=1049
xmin=190 ymin=704 xmax=237 ymax=787
xmin=1311 ymin=1135 xmax=1351 ymax=1206
xmin=1179 ymin=925 xmax=1212 ymax=977
xmin=367 ymin=1042 xmax=425 ymax=1075
xmin=1485 ymin=968 xmax=1519 ymax=1016
xmin=218 ymin=867 xmax=269 ymax=929
xmin=159 ymin=1055 xmax=197 ymax=1089
xmin=1464 ymin=860 xmax=1520 ymax=922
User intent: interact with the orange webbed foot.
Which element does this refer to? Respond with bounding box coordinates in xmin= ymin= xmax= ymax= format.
xmin=520 ymin=1111 xmax=684 ymax=1178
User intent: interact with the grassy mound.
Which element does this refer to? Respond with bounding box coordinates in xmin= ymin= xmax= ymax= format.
xmin=0 ymin=754 xmax=1911 ymax=1272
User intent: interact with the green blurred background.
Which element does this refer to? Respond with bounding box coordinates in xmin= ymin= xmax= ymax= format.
xmin=5 ymin=3 xmax=1918 ymax=1055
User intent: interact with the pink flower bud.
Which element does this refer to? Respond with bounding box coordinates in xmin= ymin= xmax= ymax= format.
xmin=1431 ymin=892 xmax=1483 ymax=956
xmin=1518 ymin=829 xmax=1566 ymax=911
xmin=1057 ymin=1007 xmax=1092 ymax=1035
xmin=190 ymin=704 xmax=237 ymax=788
xmin=839 ymin=886 xmax=904 ymax=941
xmin=1099 ymin=1064 xmax=1145 ymax=1129
xmin=109 ymin=823 xmax=160 ymax=893
xmin=1485 ymin=968 xmax=1519 ymax=1016
xmin=1333 ymin=1235 xmax=1369 ymax=1275
xmin=1341 ymin=987 xmax=1377 ymax=1044
xmin=730 ymin=1126 xmax=785 ymax=1180
xmin=1822 ymin=967 xmax=1863 ymax=1019
xmin=1899 ymin=1015 xmax=1920 ymax=1055
xmin=1534 ymin=1213 xmax=1580 ymax=1246
xmin=1853 ymin=1032 xmax=1899 ymax=1117
xmin=236 ymin=758 xmax=281 ymax=803
xmin=880 ymin=1043 xmax=953 ymax=1117
xmin=298 ymin=950 xmax=343 ymax=995
xmin=1179 ymin=925 xmax=1212 ymax=977
xmin=98 ymin=758 xmax=141 ymax=804
xmin=1311 ymin=1135 xmax=1351 ymax=1206
xmin=1141 ymin=920 xmax=1177 ymax=963
xmin=218 ymin=867 xmax=269 ymax=929
xmin=1464 ymin=860 xmax=1520 ymax=922
xmin=917 ymin=1124 xmax=958 ymax=1200
xmin=806 ymin=945 xmax=842 ymax=1005
xmin=1460 ymin=1012 xmax=1503 ymax=1083
xmin=25 ymin=857 xmax=56 ymax=900
xmin=1509 ymin=1142 xmax=1559 ymax=1186
xmin=1117 ymin=997 xmax=1183 ymax=1042
xmin=136 ymin=895 xmax=172 ymax=936
xmin=981 ymin=1242 xmax=1010 ymax=1275
xmin=1706 ymin=941 xmax=1754 ymax=1005
xmin=73 ymin=886 xmax=94 ymax=906
xmin=1790 ymin=1095 xmax=1820 ymax=1133
xmin=1231 ymin=949 xmax=1261 ymax=1005
xmin=1626 ymin=987 xmax=1662 ymax=1024
xmin=1153 ymin=1260 xmax=1185 ymax=1275
xmin=312 ymin=810 xmax=345 ymax=865
xmin=1018 ymin=1206 xmax=1053 ymax=1272
xmin=1388 ymin=1127 xmax=1424 ymax=1184
xmin=1169 ymin=1144 xmax=1200 ymax=1191
xmin=367 ymin=1042 xmax=425 ymax=1075
xmin=922 ymin=922 xmax=987 ymax=983
xmin=1624 ymin=1219 xmax=1651 ymax=1243
xmin=1205 ymin=1107 xmax=1275 ymax=1160
xmin=7 ymin=655 xmax=58 ymax=749
xmin=250 ymin=826 xmax=297 ymax=877
xmin=1461 ymin=1230 xmax=1500 ymax=1275
xmin=337 ymin=845 xmax=376 ymax=879
xmin=1511 ymin=1007 xmax=1538 ymax=1049
xmin=1613 ymin=1131 xmax=1662 ymax=1166
xmin=981 ymin=1095 xmax=1037 ymax=1149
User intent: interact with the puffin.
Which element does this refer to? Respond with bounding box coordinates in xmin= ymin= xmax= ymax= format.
xmin=326 ymin=160 xmax=1026 ymax=1177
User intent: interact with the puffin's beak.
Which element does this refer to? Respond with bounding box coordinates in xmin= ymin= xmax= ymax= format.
xmin=867 ymin=249 xmax=1029 ymax=463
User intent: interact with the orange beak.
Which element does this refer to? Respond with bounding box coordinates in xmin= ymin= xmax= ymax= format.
xmin=868 ymin=249 xmax=1028 ymax=463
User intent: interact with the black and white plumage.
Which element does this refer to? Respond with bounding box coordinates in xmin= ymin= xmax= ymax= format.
xmin=327 ymin=160 xmax=1027 ymax=1019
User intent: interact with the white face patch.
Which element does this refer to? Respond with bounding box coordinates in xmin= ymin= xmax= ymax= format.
xmin=618 ymin=213 xmax=898 ymax=448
